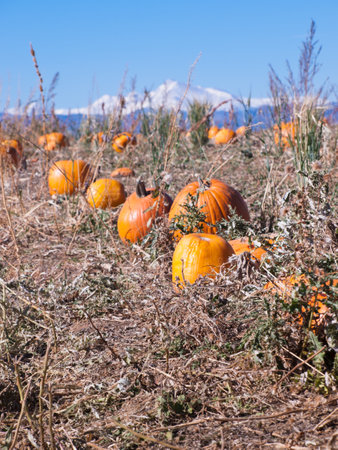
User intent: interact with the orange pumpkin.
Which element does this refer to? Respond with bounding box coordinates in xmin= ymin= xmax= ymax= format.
xmin=111 ymin=167 xmax=135 ymax=178
xmin=273 ymin=122 xmax=296 ymax=149
xmin=264 ymin=275 xmax=336 ymax=331
xmin=0 ymin=139 xmax=23 ymax=168
xmin=213 ymin=128 xmax=236 ymax=145
xmin=169 ymin=178 xmax=250 ymax=239
xmin=172 ymin=233 xmax=234 ymax=287
xmin=208 ymin=126 xmax=219 ymax=139
xmin=118 ymin=180 xmax=172 ymax=244
xmin=236 ymin=126 xmax=247 ymax=137
xmin=48 ymin=160 xmax=92 ymax=196
xmin=39 ymin=132 xmax=67 ymax=150
xmin=228 ymin=237 xmax=268 ymax=264
xmin=86 ymin=178 xmax=126 ymax=209
xmin=112 ymin=132 xmax=136 ymax=153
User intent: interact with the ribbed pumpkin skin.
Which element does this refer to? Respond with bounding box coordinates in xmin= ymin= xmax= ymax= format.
xmin=111 ymin=167 xmax=135 ymax=178
xmin=169 ymin=179 xmax=250 ymax=238
xmin=172 ymin=233 xmax=234 ymax=287
xmin=214 ymin=128 xmax=236 ymax=145
xmin=86 ymin=178 xmax=126 ymax=209
xmin=208 ymin=126 xmax=219 ymax=139
xmin=118 ymin=188 xmax=172 ymax=243
xmin=48 ymin=160 xmax=92 ymax=195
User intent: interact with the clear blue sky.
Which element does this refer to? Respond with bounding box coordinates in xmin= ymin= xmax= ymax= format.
xmin=0 ymin=0 xmax=337 ymax=110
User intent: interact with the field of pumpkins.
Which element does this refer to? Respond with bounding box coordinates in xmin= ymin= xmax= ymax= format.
xmin=0 ymin=107 xmax=337 ymax=448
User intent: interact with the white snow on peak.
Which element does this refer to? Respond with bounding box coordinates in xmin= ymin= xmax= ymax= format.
xmin=50 ymin=80 xmax=271 ymax=115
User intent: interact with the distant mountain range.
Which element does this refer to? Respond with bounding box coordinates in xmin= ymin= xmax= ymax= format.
xmin=3 ymin=80 xmax=336 ymax=129
xmin=54 ymin=80 xmax=272 ymax=115
xmin=4 ymin=80 xmax=270 ymax=116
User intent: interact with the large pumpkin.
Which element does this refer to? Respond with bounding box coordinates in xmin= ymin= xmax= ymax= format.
xmin=213 ymin=128 xmax=236 ymax=145
xmin=0 ymin=139 xmax=23 ymax=168
xmin=118 ymin=180 xmax=172 ymax=243
xmin=48 ymin=160 xmax=92 ymax=196
xmin=86 ymin=178 xmax=126 ymax=209
xmin=169 ymin=178 xmax=250 ymax=239
xmin=172 ymin=233 xmax=234 ymax=287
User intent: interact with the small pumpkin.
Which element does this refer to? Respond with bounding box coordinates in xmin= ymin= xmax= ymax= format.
xmin=169 ymin=178 xmax=250 ymax=240
xmin=48 ymin=160 xmax=92 ymax=196
xmin=228 ymin=237 xmax=267 ymax=264
xmin=0 ymin=139 xmax=23 ymax=168
xmin=213 ymin=128 xmax=236 ymax=145
xmin=273 ymin=122 xmax=296 ymax=149
xmin=118 ymin=180 xmax=172 ymax=244
xmin=264 ymin=275 xmax=336 ymax=331
xmin=39 ymin=132 xmax=67 ymax=150
xmin=86 ymin=178 xmax=126 ymax=209
xmin=235 ymin=126 xmax=247 ymax=137
xmin=111 ymin=167 xmax=135 ymax=178
xmin=208 ymin=125 xmax=219 ymax=139
xmin=172 ymin=233 xmax=234 ymax=287
xmin=112 ymin=132 xmax=136 ymax=153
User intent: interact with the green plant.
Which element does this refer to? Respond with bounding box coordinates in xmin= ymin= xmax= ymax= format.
xmin=187 ymin=100 xmax=211 ymax=147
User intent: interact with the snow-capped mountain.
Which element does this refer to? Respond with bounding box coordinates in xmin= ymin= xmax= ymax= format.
xmin=53 ymin=80 xmax=271 ymax=115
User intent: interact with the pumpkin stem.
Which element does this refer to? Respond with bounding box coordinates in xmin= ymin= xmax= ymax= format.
xmin=136 ymin=179 xmax=150 ymax=197
xmin=197 ymin=176 xmax=210 ymax=191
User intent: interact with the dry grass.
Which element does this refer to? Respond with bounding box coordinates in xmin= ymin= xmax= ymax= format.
xmin=0 ymin=111 xmax=337 ymax=449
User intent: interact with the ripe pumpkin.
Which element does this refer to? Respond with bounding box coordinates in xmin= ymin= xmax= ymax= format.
xmin=169 ymin=178 xmax=250 ymax=239
xmin=208 ymin=126 xmax=219 ymax=139
xmin=264 ymin=275 xmax=336 ymax=331
xmin=236 ymin=126 xmax=247 ymax=137
xmin=273 ymin=122 xmax=296 ymax=149
xmin=172 ymin=233 xmax=235 ymax=287
xmin=228 ymin=236 xmax=281 ymax=265
xmin=118 ymin=180 xmax=173 ymax=244
xmin=112 ymin=132 xmax=136 ymax=153
xmin=0 ymin=139 xmax=23 ymax=168
xmin=39 ymin=132 xmax=67 ymax=150
xmin=48 ymin=160 xmax=92 ymax=196
xmin=86 ymin=178 xmax=126 ymax=209
xmin=228 ymin=237 xmax=268 ymax=265
xmin=213 ymin=128 xmax=236 ymax=145
xmin=111 ymin=167 xmax=135 ymax=178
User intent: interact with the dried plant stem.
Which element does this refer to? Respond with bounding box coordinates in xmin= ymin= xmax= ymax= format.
xmin=38 ymin=340 xmax=52 ymax=449
xmin=48 ymin=384 xmax=56 ymax=450
xmin=30 ymin=43 xmax=46 ymax=135
xmin=0 ymin=163 xmax=20 ymax=260
xmin=14 ymin=363 xmax=34 ymax=430
xmin=87 ymin=418 xmax=184 ymax=449
xmin=274 ymin=345 xmax=326 ymax=389
xmin=9 ymin=379 xmax=32 ymax=450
